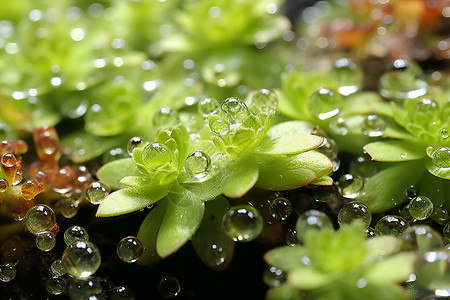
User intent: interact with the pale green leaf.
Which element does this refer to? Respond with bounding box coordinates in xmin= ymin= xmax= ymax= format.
xmin=256 ymin=135 xmax=323 ymax=155
xmin=96 ymin=158 xmax=141 ymax=190
xmin=365 ymin=236 xmax=399 ymax=263
xmin=363 ymin=140 xmax=426 ymax=162
xmin=267 ymin=284 xmax=303 ymax=300
xmin=264 ymin=246 xmax=308 ymax=271
xmin=222 ymin=159 xmax=259 ymax=198
xmin=309 ymin=175 xmax=333 ymax=186
xmin=119 ymin=175 xmax=150 ymax=187
xmin=365 ymin=253 xmax=416 ymax=284
xmin=267 ymin=121 xmax=315 ymax=138
xmin=288 ymin=267 xmax=333 ymax=290
xmin=426 ymin=159 xmax=450 ymax=180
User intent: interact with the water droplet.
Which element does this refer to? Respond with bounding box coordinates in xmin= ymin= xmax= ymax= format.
xmin=269 ymin=197 xmax=293 ymax=220
xmin=365 ymin=227 xmax=375 ymax=238
xmin=329 ymin=116 xmax=349 ymax=136
xmin=0 ymin=263 xmax=16 ymax=282
xmin=400 ymin=204 xmax=415 ymax=223
xmin=362 ymin=114 xmax=385 ymax=137
xmin=103 ymin=148 xmax=129 ymax=164
xmin=153 ymin=108 xmax=180 ymax=128
xmin=248 ymin=89 xmax=278 ymax=113
xmin=36 ymin=231 xmax=56 ymax=251
xmin=208 ymin=115 xmax=229 ymax=135
xmin=64 ymin=226 xmax=89 ymax=246
xmin=338 ymin=201 xmax=372 ymax=228
xmin=62 ymin=241 xmax=101 ymax=278
xmin=25 ymin=204 xmax=56 ymax=235
xmin=413 ymin=98 xmax=438 ymax=123
xmin=443 ymin=222 xmax=450 ymax=244
xmin=141 ymin=143 xmax=173 ymax=171
xmin=0 ymin=178 xmax=9 ymax=192
xmin=399 ymin=225 xmax=444 ymax=252
xmin=263 ymin=266 xmax=286 ymax=287
xmin=12 ymin=170 xmax=22 ymax=185
xmin=110 ymin=285 xmax=135 ymax=300
xmin=337 ymin=174 xmax=364 ymax=199
xmin=67 ymin=277 xmax=102 ymax=299
xmin=198 ymin=98 xmax=220 ymax=116
xmin=185 ymin=151 xmax=211 ymax=178
xmin=311 ymin=185 xmax=337 ymax=202
xmin=220 ymin=97 xmax=249 ymax=124
xmin=51 ymin=259 xmax=67 ymax=277
xmin=60 ymin=197 xmax=80 ymax=218
xmin=426 ymin=146 xmax=435 ymax=158
xmin=374 ymin=215 xmax=409 ymax=237
xmin=331 ymin=58 xmax=363 ymax=96
xmin=117 ymin=236 xmax=143 ymax=263
xmin=432 ymin=147 xmax=450 ymax=168
xmin=45 ymin=276 xmax=66 ymax=295
xmin=379 ymin=59 xmax=427 ymax=99
xmin=307 ymin=87 xmax=342 ymax=120
xmin=33 ymin=125 xmax=60 ymax=160
xmin=52 ymin=166 xmax=76 ymax=194
xmin=203 ymin=243 xmax=228 ymax=268
xmin=415 ymin=250 xmax=450 ymax=292
xmin=86 ymin=182 xmax=110 ymax=205
xmin=1 ymin=153 xmax=17 ymax=168
xmin=222 ymin=205 xmax=263 ymax=242
xmin=440 ymin=129 xmax=449 ymax=139
xmin=285 ymin=229 xmax=300 ymax=246
xmin=157 ymin=276 xmax=180 ymax=299
xmin=127 ymin=137 xmax=147 ymax=156
xmin=21 ymin=179 xmax=44 ymax=201
xmin=296 ymin=210 xmax=333 ymax=242
xmin=408 ymin=196 xmax=434 ymax=220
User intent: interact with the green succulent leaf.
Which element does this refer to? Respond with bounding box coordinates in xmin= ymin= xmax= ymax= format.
xmin=363 ymin=140 xmax=426 ymax=162
xmin=425 ymin=159 xmax=450 ymax=180
xmin=267 ymin=283 xmax=303 ymax=300
xmin=364 ymin=253 xmax=416 ymax=284
xmin=288 ymin=267 xmax=333 ymax=290
xmin=96 ymin=158 xmax=141 ymax=190
xmin=119 ymin=176 xmax=150 ymax=188
xmin=256 ymin=135 xmax=324 ymax=155
xmin=266 ymin=120 xmax=315 ymax=138
xmin=96 ymin=185 xmax=168 ymax=217
xmin=264 ymin=246 xmax=309 ymax=271
xmin=180 ymin=171 xmax=226 ymax=202
xmin=364 ymin=236 xmax=399 ymax=263
xmin=222 ymin=158 xmax=259 ymax=198
xmin=309 ymin=175 xmax=334 ymax=186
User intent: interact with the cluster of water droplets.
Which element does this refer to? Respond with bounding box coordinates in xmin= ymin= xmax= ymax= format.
xmin=24 ymin=204 xmax=58 ymax=252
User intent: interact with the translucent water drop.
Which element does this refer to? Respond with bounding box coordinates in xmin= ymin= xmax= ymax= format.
xmin=208 ymin=115 xmax=229 ymax=135
xmin=311 ymin=185 xmax=336 ymax=202
xmin=141 ymin=143 xmax=173 ymax=171
xmin=220 ymin=97 xmax=249 ymax=124
xmin=1 ymin=153 xmax=17 ymax=168
xmin=64 ymin=226 xmax=89 ymax=246
xmin=400 ymin=204 xmax=415 ymax=223
xmin=103 ymin=148 xmax=129 ymax=164
xmin=409 ymin=196 xmax=434 ymax=220
xmin=86 ymin=181 xmax=110 ymax=205
xmin=117 ymin=236 xmax=143 ymax=263
xmin=60 ymin=197 xmax=80 ymax=218
xmin=269 ymin=197 xmax=293 ymax=220
xmin=296 ymin=210 xmax=333 ymax=242
xmin=45 ymin=276 xmax=66 ymax=295
xmin=263 ymin=266 xmax=286 ymax=287
xmin=198 ymin=98 xmax=220 ymax=116
xmin=36 ymin=231 xmax=56 ymax=251
xmin=248 ymin=89 xmax=278 ymax=113
xmin=51 ymin=259 xmax=67 ymax=277
xmin=204 ymin=243 xmax=228 ymax=268
xmin=157 ymin=276 xmax=180 ymax=299
xmin=331 ymin=58 xmax=363 ymax=96
xmin=399 ymin=225 xmax=444 ymax=252
xmin=432 ymin=147 xmax=450 ymax=169
xmin=426 ymin=146 xmax=435 ymax=158
xmin=444 ymin=222 xmax=449 ymax=244
xmin=52 ymin=166 xmax=76 ymax=194
xmin=222 ymin=205 xmax=263 ymax=242
xmin=185 ymin=151 xmax=211 ymax=178
xmin=337 ymin=174 xmax=364 ymax=199
xmin=329 ymin=116 xmax=349 ymax=136
xmin=67 ymin=277 xmax=102 ymax=299
xmin=25 ymin=204 xmax=56 ymax=235
xmin=415 ymin=250 xmax=450 ymax=292
xmin=21 ymin=179 xmax=44 ymax=201
xmin=0 ymin=178 xmax=9 ymax=192
xmin=379 ymin=59 xmax=427 ymax=99
xmin=0 ymin=263 xmax=16 ymax=282
xmin=338 ymin=201 xmax=372 ymax=228
xmin=285 ymin=229 xmax=301 ymax=246
xmin=350 ymin=155 xmax=378 ymax=179
xmin=362 ymin=114 xmax=385 ymax=137
xmin=413 ymin=98 xmax=438 ymax=123
xmin=153 ymin=108 xmax=180 ymax=128
xmin=374 ymin=215 xmax=409 ymax=237
xmin=127 ymin=137 xmax=147 ymax=156
xmin=62 ymin=241 xmax=101 ymax=278
xmin=440 ymin=129 xmax=449 ymax=139
xmin=111 ymin=285 xmax=135 ymax=300
xmin=307 ymin=87 xmax=343 ymax=120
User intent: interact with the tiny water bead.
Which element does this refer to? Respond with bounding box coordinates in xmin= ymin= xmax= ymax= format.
xmin=307 ymin=87 xmax=343 ymax=120
xmin=338 ymin=201 xmax=372 ymax=228
xmin=222 ymin=205 xmax=263 ymax=242
xmin=25 ymin=204 xmax=56 ymax=235
xmin=399 ymin=225 xmax=444 ymax=252
xmin=432 ymin=147 xmax=450 ymax=169
xmin=86 ymin=181 xmax=110 ymax=205
xmin=153 ymin=107 xmax=180 ymax=128
xmin=64 ymin=226 xmax=89 ymax=246
xmin=117 ymin=236 xmax=143 ymax=263
xmin=269 ymin=197 xmax=293 ymax=220
xmin=51 ymin=259 xmax=67 ymax=277
xmin=296 ymin=210 xmax=333 ymax=242
xmin=220 ymin=97 xmax=249 ymax=124
xmin=441 ymin=129 xmax=450 ymax=139
xmin=127 ymin=137 xmax=147 ymax=156
xmin=329 ymin=116 xmax=349 ymax=136
xmin=248 ymin=89 xmax=278 ymax=113
xmin=408 ymin=196 xmax=434 ymax=220
xmin=0 ymin=263 xmax=16 ymax=282
xmin=198 ymin=97 xmax=220 ymax=116
xmin=36 ymin=231 xmax=56 ymax=251
xmin=141 ymin=142 xmax=173 ymax=171
xmin=45 ymin=276 xmax=66 ymax=295
xmin=157 ymin=276 xmax=181 ymax=299
xmin=62 ymin=241 xmax=101 ymax=278
xmin=185 ymin=151 xmax=211 ymax=178
xmin=337 ymin=174 xmax=364 ymax=199
xmin=331 ymin=57 xmax=363 ymax=96
xmin=374 ymin=215 xmax=409 ymax=237
xmin=285 ymin=229 xmax=300 ymax=246
xmin=362 ymin=114 xmax=385 ymax=137
xmin=110 ymin=285 xmax=135 ymax=300
xmin=263 ymin=266 xmax=286 ymax=287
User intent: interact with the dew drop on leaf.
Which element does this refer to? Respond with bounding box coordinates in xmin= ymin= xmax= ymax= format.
xmin=440 ymin=129 xmax=449 ymax=139
xmin=338 ymin=201 xmax=372 ymax=228
xmin=62 ymin=241 xmax=101 ymax=278
xmin=64 ymin=225 xmax=89 ymax=247
xmin=350 ymin=155 xmax=378 ymax=179
xmin=185 ymin=151 xmax=211 ymax=178
xmin=362 ymin=114 xmax=385 ymax=137
xmin=208 ymin=115 xmax=229 ymax=135
xmin=263 ymin=266 xmax=286 ymax=287
xmin=127 ymin=136 xmax=147 ymax=156
xmin=117 ymin=236 xmax=143 ymax=263
xmin=295 ymin=210 xmax=333 ymax=242
xmin=45 ymin=276 xmax=66 ymax=295
xmin=157 ymin=276 xmax=180 ymax=299
xmin=337 ymin=174 xmax=364 ymax=199
xmin=222 ymin=205 xmax=263 ymax=242
xmin=329 ymin=116 xmax=349 ymax=136
xmin=36 ymin=231 xmax=56 ymax=251
xmin=141 ymin=142 xmax=173 ymax=171
xmin=0 ymin=263 xmax=16 ymax=282
xmin=374 ymin=215 xmax=409 ymax=237
xmin=51 ymin=259 xmax=67 ymax=277
xmin=399 ymin=225 xmax=444 ymax=252
xmin=432 ymin=147 xmax=450 ymax=169
xmin=25 ymin=204 xmax=56 ymax=235
xmin=331 ymin=58 xmax=363 ymax=96
xmin=285 ymin=228 xmax=300 ymax=246
xmin=198 ymin=97 xmax=220 ymax=116
xmin=153 ymin=107 xmax=180 ymax=128
xmin=311 ymin=185 xmax=337 ymax=202
xmin=248 ymin=89 xmax=278 ymax=113
xmin=307 ymin=87 xmax=342 ymax=120
xmin=408 ymin=196 xmax=434 ymax=220
xmin=220 ymin=97 xmax=249 ymax=124
xmin=268 ymin=197 xmax=292 ymax=220
xmin=86 ymin=181 xmax=110 ymax=205
xmin=0 ymin=178 xmax=9 ymax=192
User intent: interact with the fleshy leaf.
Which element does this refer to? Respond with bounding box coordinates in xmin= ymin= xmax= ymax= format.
xmin=264 ymin=246 xmax=308 ymax=271
xmin=363 ymin=140 xmax=426 ymax=162
xmin=181 ymin=170 xmax=226 ymax=202
xmin=309 ymin=175 xmax=333 ymax=186
xmin=288 ymin=267 xmax=333 ymax=290
xmin=256 ymin=135 xmax=324 ymax=155
xmin=222 ymin=158 xmax=259 ymax=198
xmin=156 ymin=187 xmax=205 ymax=257
xmin=364 ymin=253 xmax=416 ymax=284
xmin=96 ymin=185 xmax=168 ymax=217
xmin=425 ymin=159 xmax=450 ymax=180
xmin=97 ymin=158 xmax=141 ymax=190
xmin=364 ymin=236 xmax=399 ymax=263
xmin=267 ymin=283 xmax=303 ymax=300
xmin=266 ymin=121 xmax=315 ymax=138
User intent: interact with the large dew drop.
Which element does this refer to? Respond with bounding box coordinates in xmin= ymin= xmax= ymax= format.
xmin=0 ymin=263 xmax=16 ymax=282
xmin=408 ymin=196 xmax=434 ymax=220
xmin=331 ymin=58 xmax=363 ymax=96
xmin=208 ymin=115 xmax=229 ymax=135
xmin=153 ymin=107 xmax=180 ymax=128
xmin=222 ymin=205 xmax=263 ymax=242
xmin=157 ymin=276 xmax=181 ymax=299
xmin=64 ymin=225 xmax=89 ymax=247
xmin=185 ymin=151 xmax=211 ymax=178
xmin=198 ymin=97 xmax=220 ymax=116
xmin=117 ymin=236 xmax=143 ymax=263
xmin=307 ymin=87 xmax=342 ymax=120
xmin=248 ymin=89 xmax=278 ymax=113
xmin=362 ymin=114 xmax=385 ymax=137
xmin=338 ymin=201 xmax=372 ymax=228
xmin=86 ymin=181 xmax=110 ymax=205
xmin=374 ymin=215 xmax=409 ymax=237
xmin=45 ymin=276 xmax=66 ymax=295
xmin=432 ymin=147 xmax=450 ymax=169
xmin=25 ymin=204 xmax=56 ymax=235
xmin=268 ymin=197 xmax=293 ymax=221
xmin=295 ymin=210 xmax=333 ymax=242
xmin=51 ymin=259 xmax=67 ymax=277
xmin=141 ymin=142 xmax=173 ymax=171
xmin=62 ymin=241 xmax=101 ymax=278
xmin=220 ymin=97 xmax=249 ymax=124
xmin=399 ymin=225 xmax=444 ymax=252
xmin=127 ymin=136 xmax=147 ymax=156
xmin=36 ymin=231 xmax=56 ymax=251
xmin=337 ymin=174 xmax=364 ymax=199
